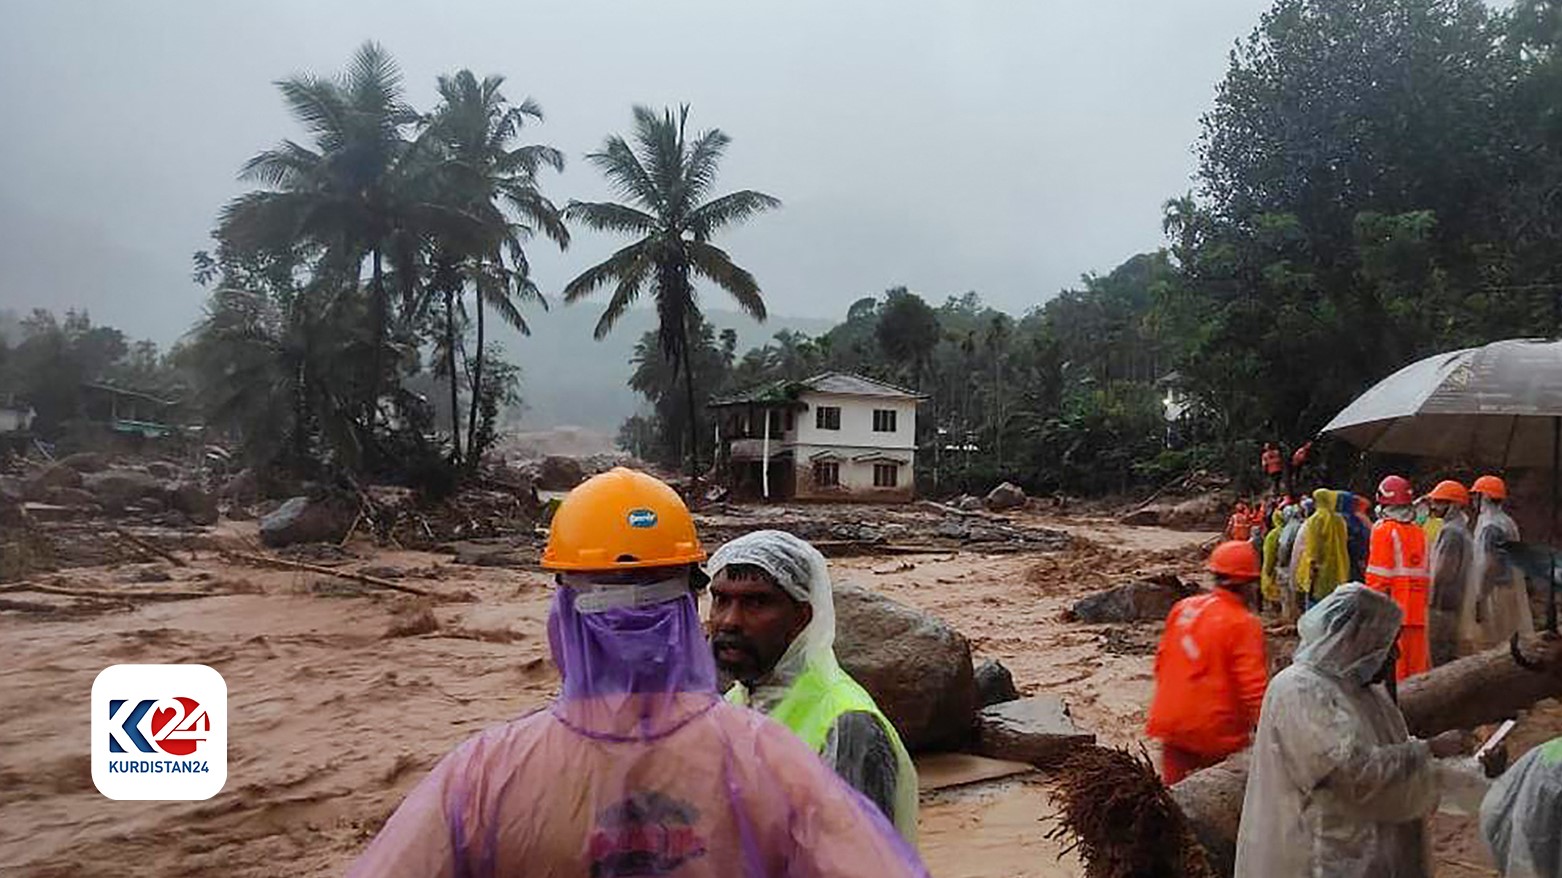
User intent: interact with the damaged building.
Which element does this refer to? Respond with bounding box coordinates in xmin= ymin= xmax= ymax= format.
xmin=711 ymin=372 xmax=922 ymax=502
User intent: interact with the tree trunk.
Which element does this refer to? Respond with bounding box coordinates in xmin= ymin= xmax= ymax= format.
xmin=445 ymin=288 xmax=462 ymax=462
xmin=370 ymin=248 xmax=385 ymax=432
xmin=682 ymin=321 xmax=701 ymax=486
xmin=1169 ymin=632 xmax=1562 ymax=877
xmin=466 ymin=288 xmax=485 ymax=467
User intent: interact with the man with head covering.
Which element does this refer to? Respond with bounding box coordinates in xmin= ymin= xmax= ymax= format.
xmin=1424 ymin=480 xmax=1475 ymax=666
xmin=1366 ymin=476 xmax=1433 ymax=680
xmin=706 ymin=529 xmax=918 ymax=841
xmin=1234 ymin=585 xmax=1467 ymax=878
xmin=1481 ymin=737 xmax=1562 ymax=878
xmin=1466 ymin=475 xmax=1534 ymax=653
xmin=347 ymin=470 xmax=928 ymax=878
xmin=1146 ymin=541 xmax=1269 ymax=783
xmin=1297 ymin=489 xmax=1351 ymax=609
xmin=1273 ymin=501 xmax=1307 ymax=621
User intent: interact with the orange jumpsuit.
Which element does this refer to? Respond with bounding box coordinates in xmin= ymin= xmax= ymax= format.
xmin=1145 ymin=589 xmax=1269 ymax=783
xmin=1365 ymin=518 xmax=1432 ymax=680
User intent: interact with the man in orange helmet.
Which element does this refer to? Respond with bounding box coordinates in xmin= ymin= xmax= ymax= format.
xmin=1366 ymin=475 xmax=1433 ymax=680
xmin=348 ymin=468 xmax=928 ymax=877
xmin=1467 ymin=474 xmax=1533 ymax=652
xmin=1261 ymin=442 xmax=1285 ymax=496
xmin=1146 ymin=540 xmax=1270 ymax=784
xmin=1424 ymin=480 xmax=1475 ymax=666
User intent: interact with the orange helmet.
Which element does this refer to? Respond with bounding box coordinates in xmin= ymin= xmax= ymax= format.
xmin=1208 ymin=540 xmax=1261 ymax=581
xmin=1426 ymin=480 xmax=1470 ymax=507
xmin=1471 ymin=475 xmax=1507 ymax=501
xmin=541 ymin=468 xmax=706 ymax=571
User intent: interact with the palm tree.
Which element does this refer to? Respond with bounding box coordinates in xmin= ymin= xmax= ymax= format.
xmin=218 ymin=42 xmax=435 ymax=437
xmin=426 ymin=70 xmax=568 ymax=466
xmin=564 ymin=105 xmax=780 ymax=481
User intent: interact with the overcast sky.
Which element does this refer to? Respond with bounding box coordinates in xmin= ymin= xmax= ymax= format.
xmin=0 ymin=0 xmax=1273 ymax=345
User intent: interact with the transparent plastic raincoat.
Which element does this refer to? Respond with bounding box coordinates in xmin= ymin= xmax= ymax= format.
xmin=1298 ymin=489 xmax=1352 ymax=602
xmin=346 ymin=574 xmax=929 ymax=878
xmin=1276 ymin=504 xmax=1306 ymax=620
xmin=1481 ymin=737 xmax=1562 ymax=878
xmin=1428 ymin=509 xmax=1474 ymax=667
xmin=1466 ymin=498 xmax=1534 ymax=653
xmin=1234 ymin=585 xmax=1440 ymax=878
xmin=709 ymin=530 xmax=919 ymax=843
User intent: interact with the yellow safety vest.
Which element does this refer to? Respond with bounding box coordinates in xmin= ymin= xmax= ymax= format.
xmin=728 ymin=660 xmax=919 ymax=843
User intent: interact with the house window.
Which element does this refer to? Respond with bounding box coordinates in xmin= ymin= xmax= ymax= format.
xmin=872 ymin=409 xmax=897 ymax=433
xmin=814 ymin=461 xmax=840 ymax=487
xmin=767 ymin=410 xmax=783 ymax=436
xmin=816 ymin=406 xmax=841 ymax=431
xmin=873 ymin=463 xmax=899 ymax=488
xmin=784 ymin=410 xmax=794 ymax=432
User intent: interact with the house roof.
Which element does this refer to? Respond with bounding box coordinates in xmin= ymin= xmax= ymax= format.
xmin=711 ymin=372 xmax=924 ymax=408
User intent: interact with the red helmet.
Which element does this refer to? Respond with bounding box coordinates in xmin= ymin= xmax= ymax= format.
xmin=1208 ymin=540 xmax=1261 ymax=581
xmin=1377 ymin=475 xmax=1414 ymax=506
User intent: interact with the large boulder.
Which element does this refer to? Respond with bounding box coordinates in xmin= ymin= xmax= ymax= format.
xmin=146 ymin=461 xmax=180 ymax=481
xmin=167 ymin=481 xmax=219 ymax=526
xmin=984 ymin=481 xmax=1027 ymax=512
xmin=82 ymin=469 xmax=164 ymax=510
xmin=259 ymin=496 xmax=356 ymax=548
xmin=1065 ymin=573 xmax=1199 ymax=624
xmin=45 ymin=486 xmax=99 ymax=508
xmin=537 ymin=456 xmax=586 ymax=491
xmin=57 ymin=451 xmax=108 ymax=473
xmin=833 ymin=583 xmax=978 ymax=752
xmin=220 ymin=468 xmax=258 ymax=503
xmin=973 ymin=695 xmax=1095 ymax=768
xmin=24 ymin=463 xmax=83 ymax=499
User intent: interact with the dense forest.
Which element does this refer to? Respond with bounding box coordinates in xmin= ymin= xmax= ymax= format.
xmin=6 ymin=0 xmax=1562 ymax=499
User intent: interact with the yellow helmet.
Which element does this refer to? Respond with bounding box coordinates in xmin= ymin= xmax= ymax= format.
xmin=541 ymin=468 xmax=705 ymax=571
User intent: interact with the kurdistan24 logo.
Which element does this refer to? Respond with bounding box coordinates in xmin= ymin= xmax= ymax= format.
xmin=107 ymin=696 xmax=211 ymax=759
xmin=93 ymin=664 xmax=227 ymax=800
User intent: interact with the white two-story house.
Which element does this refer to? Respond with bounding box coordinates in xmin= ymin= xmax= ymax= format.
xmin=710 ymin=372 xmax=923 ymax=502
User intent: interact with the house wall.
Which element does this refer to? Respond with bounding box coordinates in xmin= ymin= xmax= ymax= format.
xmin=0 ymin=407 xmax=32 ymax=433
xmin=790 ymin=446 xmax=917 ymax=502
xmin=793 ymin=393 xmax=917 ymax=451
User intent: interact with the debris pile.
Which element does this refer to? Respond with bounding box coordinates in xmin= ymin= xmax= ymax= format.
xmin=1047 ymin=745 xmax=1215 ymax=878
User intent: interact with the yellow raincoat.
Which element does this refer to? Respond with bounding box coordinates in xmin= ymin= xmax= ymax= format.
xmin=1297 ymin=489 xmax=1351 ymax=601
xmin=1261 ymin=507 xmax=1285 ymax=603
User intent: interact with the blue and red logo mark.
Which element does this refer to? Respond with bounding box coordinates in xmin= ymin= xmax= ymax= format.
xmin=107 ymin=696 xmax=210 ymax=756
xmin=588 ymin=791 xmax=708 ymax=877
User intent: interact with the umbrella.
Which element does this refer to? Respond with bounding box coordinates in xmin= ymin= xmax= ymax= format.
xmin=1322 ymin=338 xmax=1562 ymax=627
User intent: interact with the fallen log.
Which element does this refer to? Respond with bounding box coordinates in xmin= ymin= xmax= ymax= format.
xmin=1169 ymin=631 xmax=1562 ymax=876
xmin=224 ymin=551 xmax=432 ymax=597
xmin=113 ymin=527 xmax=189 ymax=568
xmin=0 ymin=582 xmax=213 ymax=601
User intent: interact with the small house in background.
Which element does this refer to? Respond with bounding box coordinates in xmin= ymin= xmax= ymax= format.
xmin=711 ymin=372 xmax=923 ymax=502
xmin=80 ymin=383 xmax=179 ymax=441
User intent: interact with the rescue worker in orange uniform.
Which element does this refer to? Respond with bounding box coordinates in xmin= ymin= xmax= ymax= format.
xmin=1146 ymin=540 xmax=1270 ymax=784
xmin=1227 ymin=501 xmax=1257 ymax=541
xmin=1261 ymin=442 xmax=1285 ymax=495
xmin=1366 ymin=474 xmax=1433 ymax=680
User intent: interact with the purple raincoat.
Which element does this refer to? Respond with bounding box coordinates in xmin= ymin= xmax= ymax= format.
xmin=346 ymin=586 xmax=929 ymax=878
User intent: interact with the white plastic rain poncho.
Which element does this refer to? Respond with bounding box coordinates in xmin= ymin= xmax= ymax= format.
xmin=1234 ymin=585 xmax=1440 ymax=878
xmin=1481 ymin=737 xmax=1562 ymax=878
xmin=346 ymin=568 xmax=929 ymax=878
xmin=708 ymin=530 xmax=919 ymax=843
xmin=1429 ymin=509 xmax=1474 ymax=667
xmin=1465 ymin=498 xmax=1534 ymax=653
xmin=1275 ymin=504 xmax=1306 ymax=620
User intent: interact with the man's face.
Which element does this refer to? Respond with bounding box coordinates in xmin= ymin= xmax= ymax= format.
xmin=708 ymin=568 xmax=812 ymax=685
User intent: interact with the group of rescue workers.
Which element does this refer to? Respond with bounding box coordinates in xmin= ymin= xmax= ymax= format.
xmin=1151 ymin=468 xmax=1555 ymax=876
xmin=343 ymin=464 xmax=1560 ymax=877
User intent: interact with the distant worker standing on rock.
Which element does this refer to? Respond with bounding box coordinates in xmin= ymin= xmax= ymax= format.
xmin=1366 ymin=475 xmax=1433 ymax=680
xmin=1424 ymin=480 xmax=1475 ymax=666
xmin=1261 ymin=442 xmax=1285 ymax=495
xmin=348 ymin=470 xmax=927 ymax=877
xmin=1145 ymin=540 xmax=1269 ymax=784
xmin=707 ymin=529 xmax=918 ymax=841
xmin=1466 ymin=475 xmax=1534 ymax=652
